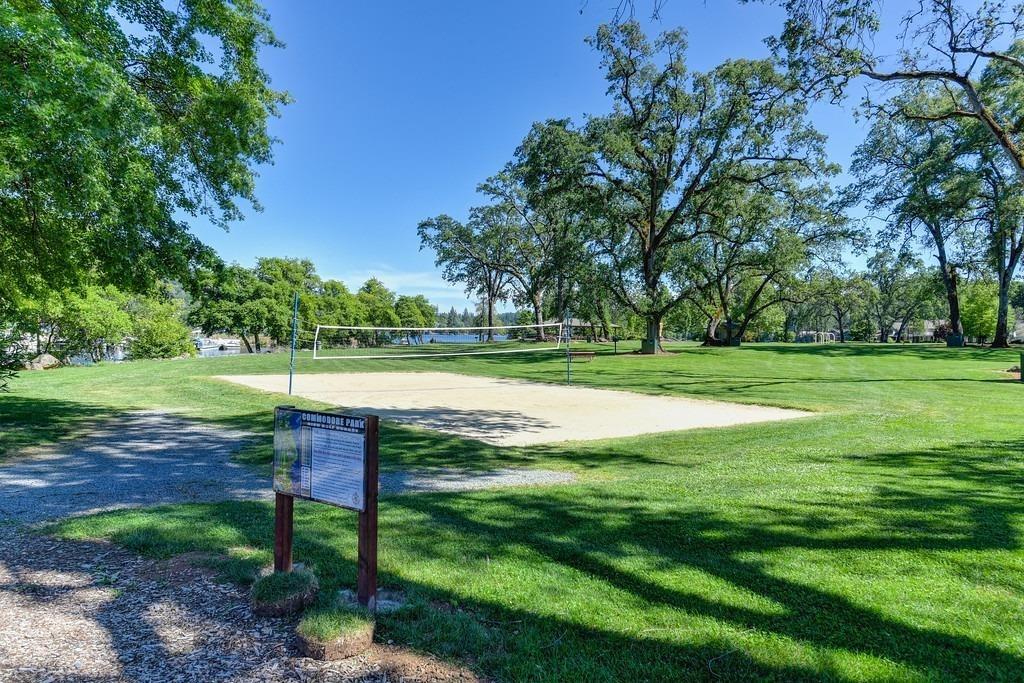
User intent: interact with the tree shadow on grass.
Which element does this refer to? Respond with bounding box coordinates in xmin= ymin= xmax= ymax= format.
xmin=0 ymin=396 xmax=115 ymax=462
xmin=736 ymin=343 xmax=1017 ymax=362
xmin=383 ymin=449 xmax=1023 ymax=680
xmin=46 ymin=435 xmax=1024 ymax=681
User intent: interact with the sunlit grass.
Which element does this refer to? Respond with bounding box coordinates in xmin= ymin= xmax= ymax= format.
xmin=6 ymin=342 xmax=1024 ymax=680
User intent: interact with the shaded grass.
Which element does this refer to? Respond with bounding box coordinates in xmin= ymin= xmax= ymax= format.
xmin=7 ymin=343 xmax=1024 ymax=680
xmin=251 ymin=567 xmax=317 ymax=602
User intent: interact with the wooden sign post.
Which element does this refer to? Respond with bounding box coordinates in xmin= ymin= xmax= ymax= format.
xmin=272 ymin=407 xmax=379 ymax=609
xmin=274 ymin=492 xmax=294 ymax=572
xmin=357 ymin=416 xmax=379 ymax=608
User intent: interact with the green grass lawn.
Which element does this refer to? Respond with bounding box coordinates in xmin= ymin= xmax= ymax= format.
xmin=3 ymin=342 xmax=1023 ymax=680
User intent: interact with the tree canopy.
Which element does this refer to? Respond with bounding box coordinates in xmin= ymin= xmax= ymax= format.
xmin=0 ymin=0 xmax=288 ymax=312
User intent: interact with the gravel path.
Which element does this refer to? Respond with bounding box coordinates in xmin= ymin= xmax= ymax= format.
xmin=0 ymin=410 xmax=575 ymax=525
xmin=0 ymin=526 xmax=479 ymax=682
xmin=0 ymin=411 xmax=270 ymax=523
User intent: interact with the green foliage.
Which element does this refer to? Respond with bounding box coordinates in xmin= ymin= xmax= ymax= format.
xmin=255 ymin=257 xmax=321 ymax=343
xmin=190 ymin=261 xmax=438 ymax=350
xmin=314 ymin=280 xmax=364 ymax=328
xmin=864 ymin=250 xmax=936 ymax=342
xmin=466 ymin=22 xmax=839 ymax=352
xmin=850 ymin=316 xmax=878 ymax=342
xmin=357 ymin=279 xmax=401 ymax=328
xmin=14 ymin=284 xmax=198 ymax=363
xmin=129 ymin=297 xmax=195 ymax=360
xmin=418 ymin=213 xmax=512 ymax=327
xmin=0 ymin=329 xmax=23 ymax=391
xmin=395 ymin=296 xmax=427 ymax=328
xmin=810 ymin=269 xmax=872 ymax=341
xmin=61 ymin=286 xmax=133 ymax=362
xmin=763 ymin=0 xmax=1024 ymax=346
xmin=0 ymin=0 xmax=287 ymax=309
xmin=743 ymin=304 xmax=786 ymax=341
xmin=1010 ymin=281 xmax=1024 ymax=313
xmin=189 ymin=264 xmax=272 ymax=352
xmin=960 ymin=281 xmax=999 ymax=340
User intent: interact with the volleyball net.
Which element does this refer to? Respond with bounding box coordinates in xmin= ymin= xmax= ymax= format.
xmin=310 ymin=322 xmax=565 ymax=359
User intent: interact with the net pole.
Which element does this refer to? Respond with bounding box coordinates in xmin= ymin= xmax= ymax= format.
xmin=288 ymin=292 xmax=298 ymax=396
xmin=565 ymin=315 xmax=572 ymax=385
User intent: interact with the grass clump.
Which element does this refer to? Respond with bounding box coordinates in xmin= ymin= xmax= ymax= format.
xmin=251 ymin=568 xmax=316 ymax=603
xmin=251 ymin=568 xmax=318 ymax=616
xmin=298 ymin=606 xmax=375 ymax=643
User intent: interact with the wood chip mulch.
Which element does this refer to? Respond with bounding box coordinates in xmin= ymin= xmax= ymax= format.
xmin=0 ymin=526 xmax=480 ymax=682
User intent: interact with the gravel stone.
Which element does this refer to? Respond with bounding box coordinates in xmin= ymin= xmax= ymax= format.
xmin=0 ymin=411 xmax=270 ymax=523
xmin=0 ymin=527 xmax=480 ymax=682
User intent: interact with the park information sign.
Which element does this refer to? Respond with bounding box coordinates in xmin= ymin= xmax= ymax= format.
xmin=272 ymin=406 xmax=380 ymax=608
xmin=274 ymin=407 xmax=369 ymax=510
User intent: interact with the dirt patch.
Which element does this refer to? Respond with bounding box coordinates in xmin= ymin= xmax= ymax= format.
xmin=0 ymin=527 xmax=481 ymax=682
xmin=218 ymin=372 xmax=812 ymax=446
xmin=368 ymin=645 xmax=482 ymax=681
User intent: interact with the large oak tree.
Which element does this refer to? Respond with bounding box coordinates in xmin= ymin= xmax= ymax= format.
xmin=764 ymin=0 xmax=1024 ymax=345
xmin=568 ymin=22 xmax=831 ymax=352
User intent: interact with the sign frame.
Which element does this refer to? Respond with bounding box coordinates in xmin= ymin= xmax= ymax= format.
xmin=272 ymin=406 xmax=379 ymax=608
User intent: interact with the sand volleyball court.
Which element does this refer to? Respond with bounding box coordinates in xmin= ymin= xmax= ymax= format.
xmin=218 ymin=372 xmax=810 ymax=446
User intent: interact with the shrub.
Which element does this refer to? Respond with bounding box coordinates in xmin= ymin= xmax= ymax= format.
xmin=0 ymin=330 xmax=23 ymax=391
xmin=850 ymin=318 xmax=876 ymax=342
xmin=130 ymin=298 xmax=195 ymax=359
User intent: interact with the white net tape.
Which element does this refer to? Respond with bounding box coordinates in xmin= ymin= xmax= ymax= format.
xmin=312 ymin=323 xmax=565 ymax=359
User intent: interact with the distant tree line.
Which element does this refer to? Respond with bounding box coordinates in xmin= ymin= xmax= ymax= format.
xmin=188 ymin=257 xmax=438 ymax=352
xmin=2 ymin=256 xmax=443 ymax=382
xmin=8 ymin=283 xmax=195 ymax=364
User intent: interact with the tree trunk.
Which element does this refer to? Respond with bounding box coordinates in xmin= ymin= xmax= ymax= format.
xmin=641 ymin=313 xmax=663 ymax=354
xmin=485 ymin=291 xmax=495 ymax=342
xmin=532 ymin=291 xmax=545 ymax=340
xmin=555 ymin=274 xmax=567 ymax=324
xmin=937 ymin=258 xmax=964 ymax=339
xmin=993 ymin=271 xmax=1012 ymax=347
xmin=240 ymin=334 xmax=254 ymax=354
xmin=834 ymin=305 xmax=846 ymax=342
xmin=878 ymin=318 xmax=889 ymax=343
xmin=734 ymin=316 xmax=754 ymax=344
xmin=702 ymin=316 xmax=722 ymax=347
xmin=896 ymin=316 xmax=911 ymax=343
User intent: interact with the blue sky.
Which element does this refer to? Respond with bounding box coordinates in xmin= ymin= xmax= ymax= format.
xmin=192 ymin=0 xmax=876 ymax=312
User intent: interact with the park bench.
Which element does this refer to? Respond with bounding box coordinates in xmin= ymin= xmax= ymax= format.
xmin=568 ymin=350 xmax=596 ymax=363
